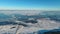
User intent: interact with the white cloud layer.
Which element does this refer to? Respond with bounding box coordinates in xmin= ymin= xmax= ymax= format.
xmin=0 ymin=10 xmax=42 ymax=15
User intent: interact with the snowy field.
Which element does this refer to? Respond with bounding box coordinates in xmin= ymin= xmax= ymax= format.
xmin=0 ymin=11 xmax=60 ymax=34
xmin=0 ymin=19 xmax=60 ymax=34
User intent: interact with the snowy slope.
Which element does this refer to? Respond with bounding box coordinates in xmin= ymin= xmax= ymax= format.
xmin=0 ymin=19 xmax=60 ymax=34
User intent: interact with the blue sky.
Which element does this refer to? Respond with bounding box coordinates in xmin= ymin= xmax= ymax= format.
xmin=0 ymin=0 xmax=60 ymax=10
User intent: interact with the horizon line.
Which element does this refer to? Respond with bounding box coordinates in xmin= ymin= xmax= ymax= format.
xmin=0 ymin=10 xmax=60 ymax=11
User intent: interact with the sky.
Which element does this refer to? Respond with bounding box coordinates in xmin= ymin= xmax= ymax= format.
xmin=0 ymin=0 xmax=60 ymax=10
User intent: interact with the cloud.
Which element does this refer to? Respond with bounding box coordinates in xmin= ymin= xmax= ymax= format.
xmin=0 ymin=10 xmax=41 ymax=15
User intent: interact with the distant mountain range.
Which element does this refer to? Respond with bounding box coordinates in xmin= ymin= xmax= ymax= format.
xmin=0 ymin=11 xmax=60 ymax=22
xmin=39 ymin=11 xmax=60 ymax=22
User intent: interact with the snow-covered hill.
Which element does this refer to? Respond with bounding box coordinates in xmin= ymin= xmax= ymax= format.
xmin=0 ymin=18 xmax=60 ymax=34
xmin=0 ymin=10 xmax=60 ymax=34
